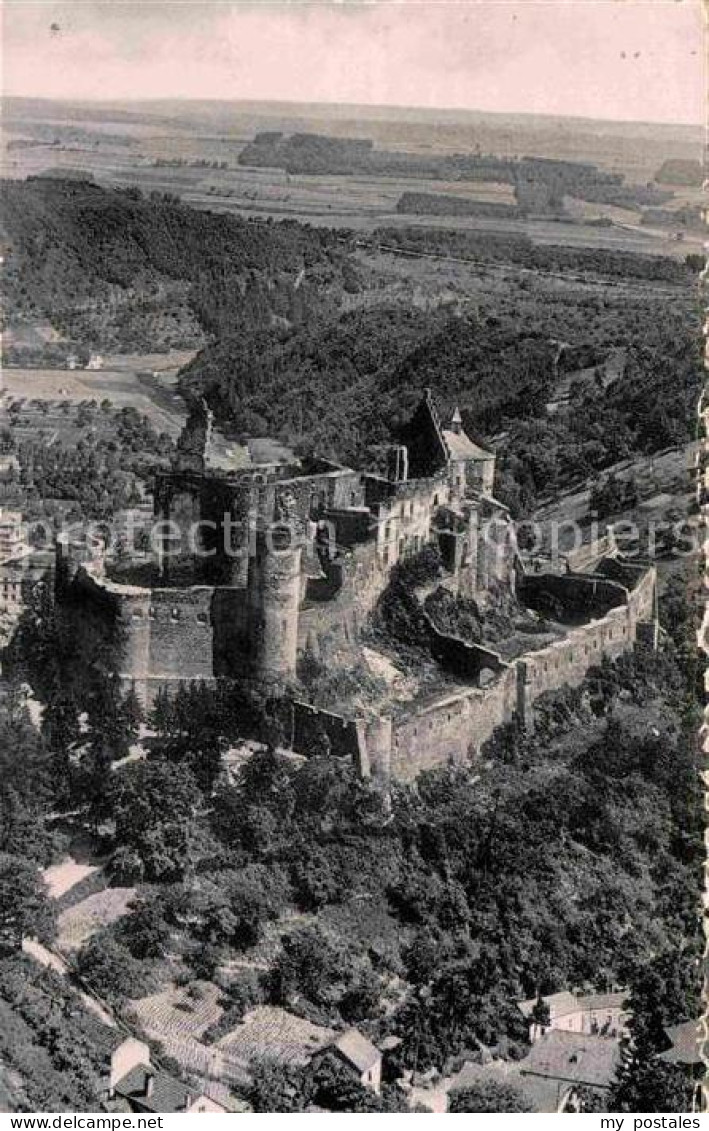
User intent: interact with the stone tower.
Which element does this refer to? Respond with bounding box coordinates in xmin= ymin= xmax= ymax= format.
xmin=247 ymin=528 xmax=303 ymax=684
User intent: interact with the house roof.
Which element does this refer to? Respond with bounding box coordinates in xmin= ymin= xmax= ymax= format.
xmin=658 ymin=1020 xmax=703 ymax=1066
xmin=517 ymin=990 xmax=627 ymax=1020
xmin=442 ymin=429 xmax=493 ymax=463
xmin=113 ymin=1064 xmax=193 ymax=1113
xmin=518 ymin=991 xmax=578 ymax=1019
xmin=447 ymin=1059 xmax=563 ymax=1114
xmin=331 ymin=1029 xmax=381 ymax=1074
xmin=520 ymin=1031 xmax=621 ymax=1090
xmin=581 ymin=992 xmax=628 ymax=1013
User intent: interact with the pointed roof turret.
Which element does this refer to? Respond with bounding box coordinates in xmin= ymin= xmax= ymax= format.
xmin=450 ymin=406 xmax=463 ymax=434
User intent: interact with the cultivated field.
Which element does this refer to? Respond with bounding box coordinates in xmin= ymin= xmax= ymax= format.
xmin=2 ymin=353 xmax=193 ymax=439
xmin=131 ymin=981 xmax=225 ymax=1043
xmin=56 ymin=887 xmax=137 ymax=951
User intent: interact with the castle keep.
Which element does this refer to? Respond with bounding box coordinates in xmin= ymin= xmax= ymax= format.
xmin=55 ymin=390 xmax=658 ymax=782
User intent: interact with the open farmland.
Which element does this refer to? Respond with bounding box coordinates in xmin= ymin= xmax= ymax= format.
xmin=2 ymin=96 xmax=703 ymax=260
xmin=2 ymin=353 xmax=193 ymax=439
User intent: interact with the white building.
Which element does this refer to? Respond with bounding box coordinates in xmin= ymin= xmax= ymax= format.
xmin=518 ymin=990 xmax=629 ymax=1042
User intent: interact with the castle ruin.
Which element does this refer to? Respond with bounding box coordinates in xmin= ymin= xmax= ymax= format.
xmin=54 ymin=390 xmax=658 ymax=782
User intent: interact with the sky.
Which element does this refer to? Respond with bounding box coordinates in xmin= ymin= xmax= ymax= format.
xmin=1 ymin=0 xmax=705 ymax=125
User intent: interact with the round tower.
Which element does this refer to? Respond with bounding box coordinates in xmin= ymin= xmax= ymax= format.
xmin=247 ymin=527 xmax=302 ymax=685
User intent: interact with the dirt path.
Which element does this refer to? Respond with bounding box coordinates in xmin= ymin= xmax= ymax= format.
xmin=21 ymin=938 xmax=116 ymax=1029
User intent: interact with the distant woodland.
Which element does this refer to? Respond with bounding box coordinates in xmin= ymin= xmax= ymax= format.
xmin=239 ymin=133 xmax=672 ymax=212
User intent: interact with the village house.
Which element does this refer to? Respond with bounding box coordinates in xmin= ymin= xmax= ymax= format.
xmin=215 ymin=1006 xmax=382 ymax=1095
xmin=517 ymin=989 xmax=629 ymax=1042
xmin=321 ymin=1029 xmax=383 ymax=1094
xmin=518 ymin=1029 xmax=622 ymax=1112
xmin=104 ymin=1037 xmax=229 ymax=1114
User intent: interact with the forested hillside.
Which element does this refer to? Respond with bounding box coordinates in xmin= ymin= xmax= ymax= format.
xmin=2 ymin=583 xmax=702 ymax=1110
xmin=2 ymin=178 xmax=702 ymax=512
xmin=0 ymin=178 xmax=350 ymax=348
xmin=181 ymin=265 xmax=702 ymax=511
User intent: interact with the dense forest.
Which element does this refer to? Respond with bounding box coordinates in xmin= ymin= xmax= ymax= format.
xmin=0 ymin=178 xmax=350 ymax=348
xmin=181 ymin=278 xmax=702 ymax=514
xmin=2 ymin=180 xmax=702 ymax=516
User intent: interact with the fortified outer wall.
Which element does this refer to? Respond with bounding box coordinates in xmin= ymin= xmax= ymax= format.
xmin=389 ymin=664 xmax=519 ymax=781
xmin=284 ymin=700 xmax=364 ymax=763
xmin=519 ymin=572 xmax=628 ymax=621
xmin=386 ymin=565 xmax=656 ymax=781
xmin=424 ymin=614 xmax=508 ymax=683
xmin=61 ymin=567 xmax=222 ymax=703
xmin=516 ymin=604 xmax=630 ymax=715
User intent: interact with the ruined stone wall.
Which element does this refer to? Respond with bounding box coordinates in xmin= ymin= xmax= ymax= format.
xmin=57 ymin=564 xmax=242 ymax=705
xmin=262 ymin=469 xmax=363 ymax=532
xmin=390 ymin=665 xmax=519 ymax=782
xmin=285 ymin=700 xmax=364 ymax=763
xmin=516 ymin=605 xmax=631 ymax=713
xmin=520 ymin=572 xmax=628 ymax=621
xmin=425 ymin=616 xmax=507 ymax=683
xmin=375 ymin=566 xmax=656 ymax=782
xmin=298 ymin=540 xmax=388 ymax=661
xmin=142 ymin=587 xmax=216 ymax=686
xmin=371 ymin=473 xmax=449 ymax=568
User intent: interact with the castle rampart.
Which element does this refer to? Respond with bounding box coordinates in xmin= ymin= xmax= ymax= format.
xmin=284 ymin=563 xmax=658 ymax=782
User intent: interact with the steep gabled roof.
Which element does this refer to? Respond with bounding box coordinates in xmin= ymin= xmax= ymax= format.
xmin=442 ymin=428 xmax=493 ymax=462
xmin=517 ymin=991 xmax=579 ymax=1019
xmin=400 ymin=388 xmax=450 ymax=478
xmin=113 ymin=1065 xmax=192 ymax=1113
xmin=517 ymin=990 xmax=627 ymax=1020
xmin=331 ymin=1029 xmax=381 ymax=1074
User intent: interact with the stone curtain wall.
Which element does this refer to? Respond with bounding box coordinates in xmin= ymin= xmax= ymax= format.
xmin=375 ymin=565 xmax=657 ymax=781
xmin=390 ymin=666 xmax=519 ymax=781
xmin=286 ymin=700 xmax=365 ymax=763
xmin=516 ymin=605 xmax=630 ymax=713
xmin=61 ymin=565 xmax=222 ymax=704
xmin=520 ymin=572 xmax=628 ymax=622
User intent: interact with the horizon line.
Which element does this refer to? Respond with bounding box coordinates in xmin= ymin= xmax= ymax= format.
xmin=2 ymin=92 xmax=703 ymax=131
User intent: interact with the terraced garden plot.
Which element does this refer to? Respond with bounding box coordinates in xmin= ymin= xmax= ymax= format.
xmin=217 ymin=1005 xmax=334 ymax=1069
xmin=130 ymin=981 xmax=225 ymax=1043
xmin=56 ymin=886 xmax=136 ymax=951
